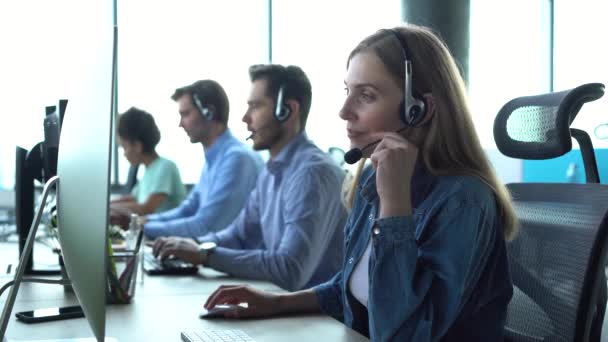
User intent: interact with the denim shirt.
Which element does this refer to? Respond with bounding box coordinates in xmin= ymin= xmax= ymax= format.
xmin=314 ymin=163 xmax=513 ymax=341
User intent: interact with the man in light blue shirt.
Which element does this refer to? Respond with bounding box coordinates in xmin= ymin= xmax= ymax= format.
xmin=143 ymin=80 xmax=263 ymax=239
xmin=154 ymin=65 xmax=346 ymax=291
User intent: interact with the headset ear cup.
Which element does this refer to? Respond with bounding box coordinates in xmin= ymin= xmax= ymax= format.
xmin=414 ymin=95 xmax=428 ymax=126
xmin=274 ymin=85 xmax=291 ymax=122
xmin=275 ymin=104 xmax=291 ymax=122
xmin=193 ymin=93 xmax=213 ymax=121
xmin=406 ymin=95 xmax=427 ymax=126
xmin=202 ymin=108 xmax=214 ymax=121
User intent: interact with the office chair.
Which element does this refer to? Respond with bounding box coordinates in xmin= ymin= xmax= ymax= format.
xmin=493 ymin=83 xmax=608 ymax=341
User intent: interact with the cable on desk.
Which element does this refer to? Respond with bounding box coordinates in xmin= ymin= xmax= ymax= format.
xmin=0 ymin=277 xmax=71 ymax=298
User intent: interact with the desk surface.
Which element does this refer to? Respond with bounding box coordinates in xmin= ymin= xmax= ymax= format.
xmin=1 ymin=242 xmax=368 ymax=341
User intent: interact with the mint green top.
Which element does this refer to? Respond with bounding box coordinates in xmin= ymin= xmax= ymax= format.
xmin=131 ymin=157 xmax=186 ymax=213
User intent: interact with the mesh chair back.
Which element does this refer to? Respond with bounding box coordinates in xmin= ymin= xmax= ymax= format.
xmin=494 ymin=83 xmax=604 ymax=160
xmin=494 ymin=83 xmax=608 ymax=341
xmin=505 ymin=183 xmax=608 ymax=341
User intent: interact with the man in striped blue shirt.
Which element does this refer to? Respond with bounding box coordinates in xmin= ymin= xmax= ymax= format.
xmin=143 ymin=80 xmax=263 ymax=239
xmin=153 ymin=65 xmax=346 ymax=291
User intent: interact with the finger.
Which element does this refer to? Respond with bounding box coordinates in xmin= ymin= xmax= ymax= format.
xmin=152 ymin=241 xmax=163 ymax=257
xmin=152 ymin=237 xmax=166 ymax=256
xmin=373 ymin=134 xmax=410 ymax=153
xmin=205 ymin=286 xmax=252 ymax=310
xmin=206 ymin=286 xmax=249 ymax=309
xmin=158 ymin=241 xmax=177 ymax=260
xmin=370 ymin=149 xmax=389 ymax=169
xmin=371 ymin=134 xmax=415 ymax=167
xmin=204 ymin=285 xmax=243 ymax=309
xmin=365 ymin=131 xmax=411 ymax=146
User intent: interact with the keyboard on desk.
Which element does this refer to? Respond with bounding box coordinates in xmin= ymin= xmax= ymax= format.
xmin=142 ymin=252 xmax=198 ymax=275
xmin=181 ymin=329 xmax=254 ymax=342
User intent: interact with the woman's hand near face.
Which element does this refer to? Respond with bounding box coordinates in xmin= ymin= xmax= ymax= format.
xmin=370 ymin=132 xmax=418 ymax=218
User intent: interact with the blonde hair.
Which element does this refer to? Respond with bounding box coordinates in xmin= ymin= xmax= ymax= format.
xmin=345 ymin=24 xmax=518 ymax=241
xmin=342 ymin=158 xmax=367 ymax=211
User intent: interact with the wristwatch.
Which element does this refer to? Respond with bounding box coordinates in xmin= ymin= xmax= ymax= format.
xmin=198 ymin=241 xmax=217 ymax=266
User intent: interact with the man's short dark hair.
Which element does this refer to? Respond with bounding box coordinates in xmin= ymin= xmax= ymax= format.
xmin=248 ymin=64 xmax=312 ymax=128
xmin=171 ymin=79 xmax=230 ymax=125
xmin=117 ymin=107 xmax=161 ymax=153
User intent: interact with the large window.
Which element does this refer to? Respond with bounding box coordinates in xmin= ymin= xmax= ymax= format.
xmin=116 ymin=0 xmax=267 ymax=184
xmin=2 ymin=1 xmax=606 ymax=190
xmin=554 ymin=1 xmax=608 ymax=148
xmin=0 ymin=0 xmax=116 ymax=189
xmin=469 ymin=0 xmax=552 ymax=148
xmin=271 ymin=0 xmax=402 ymax=164
xmin=0 ymin=1 xmax=267 ymax=189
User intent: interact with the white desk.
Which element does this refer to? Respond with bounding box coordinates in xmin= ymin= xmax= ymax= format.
xmin=0 ymin=243 xmax=368 ymax=341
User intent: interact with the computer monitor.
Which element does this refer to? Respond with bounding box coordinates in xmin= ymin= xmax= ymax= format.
xmin=54 ymin=13 xmax=117 ymax=342
xmin=1 ymin=96 xmax=113 ymax=342
xmin=1 ymin=0 xmax=116 ymax=339
xmin=1 ymin=94 xmax=113 ymax=342
xmin=15 ymin=100 xmax=68 ymax=276
xmin=43 ymin=100 xmax=67 ymax=181
xmin=55 ymin=92 xmax=113 ymax=339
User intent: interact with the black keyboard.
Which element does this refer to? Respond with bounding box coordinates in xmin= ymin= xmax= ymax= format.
xmin=143 ymin=252 xmax=198 ymax=275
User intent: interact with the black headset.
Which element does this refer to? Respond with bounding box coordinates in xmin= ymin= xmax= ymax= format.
xmin=273 ymin=71 xmax=292 ymax=122
xmin=192 ymin=92 xmax=214 ymax=121
xmin=387 ymin=29 xmax=427 ymax=127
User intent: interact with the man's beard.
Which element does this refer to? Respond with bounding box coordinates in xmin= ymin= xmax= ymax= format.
xmin=253 ymin=125 xmax=283 ymax=151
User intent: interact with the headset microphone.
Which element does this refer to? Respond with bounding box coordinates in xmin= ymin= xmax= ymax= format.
xmin=246 ymin=121 xmax=276 ymax=141
xmin=343 ymin=127 xmax=407 ymax=165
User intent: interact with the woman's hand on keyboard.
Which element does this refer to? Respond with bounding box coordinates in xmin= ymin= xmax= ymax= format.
xmin=203 ymin=285 xmax=281 ymax=319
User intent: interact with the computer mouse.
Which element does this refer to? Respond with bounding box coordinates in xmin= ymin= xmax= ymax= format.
xmin=199 ymin=304 xmax=242 ymax=319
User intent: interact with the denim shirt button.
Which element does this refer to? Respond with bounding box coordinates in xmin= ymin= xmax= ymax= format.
xmin=348 ymin=257 xmax=354 ymax=264
xmin=368 ymin=214 xmax=374 ymax=220
xmin=373 ymin=226 xmax=381 ymax=235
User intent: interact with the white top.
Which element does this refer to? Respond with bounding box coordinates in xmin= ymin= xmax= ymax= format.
xmin=348 ymin=239 xmax=372 ymax=308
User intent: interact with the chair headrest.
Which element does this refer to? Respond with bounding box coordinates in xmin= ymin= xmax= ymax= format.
xmin=493 ymin=83 xmax=604 ymax=160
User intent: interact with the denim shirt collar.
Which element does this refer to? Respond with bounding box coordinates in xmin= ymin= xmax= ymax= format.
xmin=266 ymin=131 xmax=309 ymax=175
xmin=204 ymin=129 xmax=233 ymax=166
xmin=358 ymin=158 xmax=435 ymax=209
